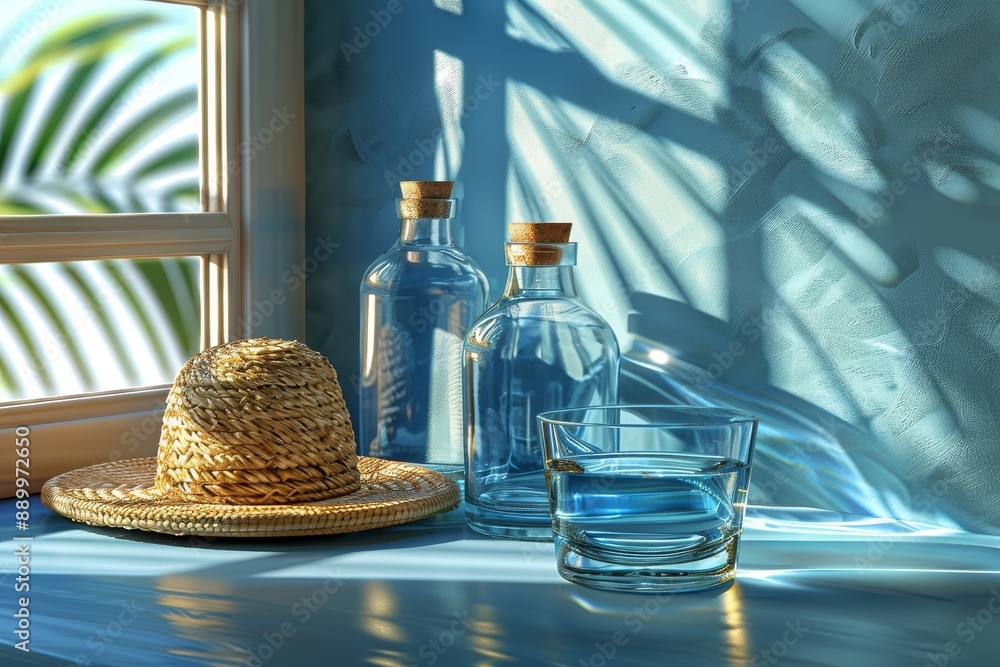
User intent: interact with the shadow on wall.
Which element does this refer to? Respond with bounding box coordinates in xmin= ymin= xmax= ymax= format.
xmin=304 ymin=0 xmax=1000 ymax=534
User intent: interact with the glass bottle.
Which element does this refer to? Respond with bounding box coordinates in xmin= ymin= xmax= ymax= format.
xmin=464 ymin=222 xmax=619 ymax=540
xmin=359 ymin=181 xmax=489 ymax=479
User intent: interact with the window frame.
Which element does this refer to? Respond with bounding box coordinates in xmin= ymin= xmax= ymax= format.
xmin=0 ymin=0 xmax=305 ymax=497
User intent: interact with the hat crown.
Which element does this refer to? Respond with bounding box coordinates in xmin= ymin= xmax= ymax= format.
xmin=153 ymin=338 xmax=360 ymax=505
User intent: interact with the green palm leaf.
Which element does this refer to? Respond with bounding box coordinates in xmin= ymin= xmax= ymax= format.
xmin=64 ymin=35 xmax=195 ymax=172
xmin=0 ymin=82 xmax=31 ymax=175
xmin=91 ymin=88 xmax=197 ymax=173
xmin=62 ymin=264 xmax=140 ymax=386
xmin=24 ymin=61 xmax=101 ymax=175
xmin=132 ymin=140 xmax=199 ymax=181
xmin=0 ymin=291 xmax=56 ymax=394
xmin=103 ymin=259 xmax=176 ymax=379
xmin=0 ymin=15 xmax=164 ymax=96
xmin=10 ymin=265 xmax=97 ymax=389
xmin=0 ymin=7 xmax=201 ymax=402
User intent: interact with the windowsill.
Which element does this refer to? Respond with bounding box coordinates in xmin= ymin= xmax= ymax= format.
xmin=2 ymin=500 xmax=999 ymax=665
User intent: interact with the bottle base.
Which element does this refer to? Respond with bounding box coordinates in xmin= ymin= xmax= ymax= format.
xmin=420 ymin=462 xmax=465 ymax=481
xmin=465 ymin=503 xmax=553 ymax=541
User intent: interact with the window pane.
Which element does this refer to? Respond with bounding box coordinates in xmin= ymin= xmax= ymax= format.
xmin=0 ymin=257 xmax=201 ymax=402
xmin=0 ymin=1 xmax=199 ymax=214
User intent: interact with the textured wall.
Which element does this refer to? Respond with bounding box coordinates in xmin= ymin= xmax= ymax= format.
xmin=305 ymin=0 xmax=1000 ymax=534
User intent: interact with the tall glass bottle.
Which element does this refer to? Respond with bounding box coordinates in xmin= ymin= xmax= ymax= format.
xmin=360 ymin=181 xmax=489 ymax=479
xmin=464 ymin=222 xmax=619 ymax=540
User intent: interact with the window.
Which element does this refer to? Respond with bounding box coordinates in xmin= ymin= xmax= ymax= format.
xmin=0 ymin=0 xmax=305 ymax=497
xmin=1 ymin=1 xmax=202 ymax=402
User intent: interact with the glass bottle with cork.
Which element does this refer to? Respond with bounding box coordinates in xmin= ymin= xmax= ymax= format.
xmin=359 ymin=180 xmax=489 ymax=479
xmin=463 ymin=222 xmax=620 ymax=540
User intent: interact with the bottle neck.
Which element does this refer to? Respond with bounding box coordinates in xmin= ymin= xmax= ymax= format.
xmin=503 ymin=265 xmax=578 ymax=298
xmin=399 ymin=218 xmax=453 ymax=246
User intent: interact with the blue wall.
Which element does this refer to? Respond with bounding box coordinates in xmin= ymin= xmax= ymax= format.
xmin=305 ymin=0 xmax=1000 ymax=534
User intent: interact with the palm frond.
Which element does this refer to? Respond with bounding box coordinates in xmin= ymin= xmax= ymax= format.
xmin=91 ymin=88 xmax=197 ymax=173
xmin=63 ymin=35 xmax=194 ymax=172
xmin=0 ymin=15 xmax=165 ymax=96
xmin=0 ymin=8 xmax=201 ymax=401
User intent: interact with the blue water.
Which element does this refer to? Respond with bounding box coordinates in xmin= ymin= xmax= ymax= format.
xmin=550 ymin=453 xmax=750 ymax=562
xmin=463 ymin=297 xmax=619 ymax=540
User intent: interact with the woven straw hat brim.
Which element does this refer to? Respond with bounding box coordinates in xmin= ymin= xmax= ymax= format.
xmin=42 ymin=456 xmax=460 ymax=537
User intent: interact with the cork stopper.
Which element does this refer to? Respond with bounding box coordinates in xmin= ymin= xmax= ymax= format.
xmin=509 ymin=222 xmax=572 ymax=244
xmin=398 ymin=180 xmax=454 ymax=219
xmin=506 ymin=222 xmax=573 ymax=266
xmin=400 ymin=181 xmax=453 ymax=199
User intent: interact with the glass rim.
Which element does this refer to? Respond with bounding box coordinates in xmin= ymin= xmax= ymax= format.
xmin=536 ymin=404 xmax=758 ymax=428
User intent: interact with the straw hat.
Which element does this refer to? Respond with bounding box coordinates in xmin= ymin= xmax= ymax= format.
xmin=41 ymin=338 xmax=460 ymax=537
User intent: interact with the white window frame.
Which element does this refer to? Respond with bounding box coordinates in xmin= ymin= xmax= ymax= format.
xmin=0 ymin=0 xmax=305 ymax=497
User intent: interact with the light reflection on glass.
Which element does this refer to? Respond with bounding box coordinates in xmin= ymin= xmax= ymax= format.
xmin=648 ymin=348 xmax=670 ymax=365
xmin=363 ymin=293 xmax=378 ymax=377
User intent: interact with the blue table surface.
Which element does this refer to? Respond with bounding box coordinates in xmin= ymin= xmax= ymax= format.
xmin=1 ymin=498 xmax=999 ymax=667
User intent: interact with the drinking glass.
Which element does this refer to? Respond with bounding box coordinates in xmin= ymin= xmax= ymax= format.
xmin=538 ymin=405 xmax=758 ymax=593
